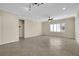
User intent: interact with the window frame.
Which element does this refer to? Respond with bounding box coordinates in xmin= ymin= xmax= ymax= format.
xmin=50 ymin=23 xmax=65 ymax=32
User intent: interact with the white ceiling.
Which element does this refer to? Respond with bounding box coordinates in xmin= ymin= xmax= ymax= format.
xmin=0 ymin=3 xmax=79 ymax=22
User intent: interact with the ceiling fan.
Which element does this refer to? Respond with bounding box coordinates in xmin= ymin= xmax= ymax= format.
xmin=48 ymin=16 xmax=53 ymax=22
xmin=28 ymin=3 xmax=44 ymax=11
xmin=32 ymin=3 xmax=44 ymax=6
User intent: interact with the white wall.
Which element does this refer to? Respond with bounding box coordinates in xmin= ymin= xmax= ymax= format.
xmin=0 ymin=10 xmax=19 ymax=45
xmin=0 ymin=10 xmax=42 ymax=45
xmin=24 ymin=20 xmax=42 ymax=38
xmin=42 ymin=17 xmax=75 ymax=39
xmin=0 ymin=16 xmax=2 ymax=44
xmin=75 ymin=11 xmax=79 ymax=43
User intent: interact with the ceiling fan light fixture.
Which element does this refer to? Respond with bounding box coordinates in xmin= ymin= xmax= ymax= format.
xmin=48 ymin=17 xmax=53 ymax=22
xmin=48 ymin=19 xmax=53 ymax=22
xmin=27 ymin=3 xmax=44 ymax=11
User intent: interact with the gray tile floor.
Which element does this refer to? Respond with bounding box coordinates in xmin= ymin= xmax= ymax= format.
xmin=0 ymin=36 xmax=79 ymax=56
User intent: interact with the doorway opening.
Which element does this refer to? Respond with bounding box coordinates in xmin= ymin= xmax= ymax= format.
xmin=19 ymin=20 xmax=24 ymax=40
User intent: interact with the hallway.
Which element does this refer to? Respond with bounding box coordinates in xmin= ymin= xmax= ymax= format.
xmin=0 ymin=36 xmax=79 ymax=56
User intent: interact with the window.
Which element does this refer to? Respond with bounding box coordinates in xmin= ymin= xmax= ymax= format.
xmin=54 ymin=24 xmax=57 ymax=32
xmin=50 ymin=24 xmax=54 ymax=32
xmin=50 ymin=23 xmax=65 ymax=32
xmin=57 ymin=24 xmax=60 ymax=32
xmin=61 ymin=23 xmax=65 ymax=32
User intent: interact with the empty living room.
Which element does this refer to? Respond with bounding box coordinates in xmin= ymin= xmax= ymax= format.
xmin=0 ymin=3 xmax=79 ymax=56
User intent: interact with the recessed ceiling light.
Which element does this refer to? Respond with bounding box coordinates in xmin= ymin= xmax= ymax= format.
xmin=62 ymin=7 xmax=66 ymax=10
xmin=24 ymin=7 xmax=29 ymax=11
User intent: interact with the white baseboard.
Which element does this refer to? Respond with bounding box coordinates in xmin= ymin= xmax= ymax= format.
xmin=0 ymin=39 xmax=19 ymax=45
